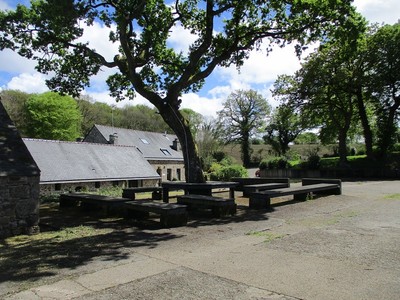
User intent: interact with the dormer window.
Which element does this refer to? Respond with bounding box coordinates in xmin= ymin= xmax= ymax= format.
xmin=140 ymin=138 xmax=149 ymax=144
xmin=160 ymin=148 xmax=171 ymax=156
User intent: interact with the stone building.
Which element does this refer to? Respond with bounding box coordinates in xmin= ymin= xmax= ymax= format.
xmin=84 ymin=125 xmax=185 ymax=182
xmin=23 ymin=139 xmax=161 ymax=195
xmin=0 ymin=100 xmax=40 ymax=238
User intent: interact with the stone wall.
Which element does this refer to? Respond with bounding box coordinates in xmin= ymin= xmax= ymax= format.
xmin=0 ymin=100 xmax=41 ymax=238
xmin=0 ymin=176 xmax=40 ymax=237
xmin=149 ymin=160 xmax=185 ymax=181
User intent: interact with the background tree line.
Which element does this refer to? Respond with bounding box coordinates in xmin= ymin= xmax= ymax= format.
xmin=0 ymin=90 xmax=174 ymax=139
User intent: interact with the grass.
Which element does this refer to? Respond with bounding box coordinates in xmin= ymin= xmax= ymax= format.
xmin=384 ymin=194 xmax=400 ymax=200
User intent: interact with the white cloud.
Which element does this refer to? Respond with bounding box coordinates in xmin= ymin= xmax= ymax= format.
xmin=2 ymin=73 xmax=48 ymax=93
xmin=354 ymin=0 xmax=400 ymax=25
xmin=168 ymin=24 xmax=198 ymax=55
xmin=181 ymin=92 xmax=224 ymax=118
xmin=0 ymin=49 xmax=38 ymax=74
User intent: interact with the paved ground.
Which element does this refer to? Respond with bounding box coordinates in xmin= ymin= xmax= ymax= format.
xmin=2 ymin=180 xmax=400 ymax=300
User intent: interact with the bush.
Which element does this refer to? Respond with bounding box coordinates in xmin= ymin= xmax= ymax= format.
xmin=259 ymin=157 xmax=289 ymax=170
xmin=210 ymin=164 xmax=248 ymax=181
xmin=306 ymin=151 xmax=321 ymax=170
xmin=212 ymin=151 xmax=228 ymax=162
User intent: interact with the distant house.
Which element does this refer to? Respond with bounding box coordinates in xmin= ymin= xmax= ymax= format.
xmin=84 ymin=124 xmax=185 ymax=181
xmin=23 ymin=139 xmax=161 ymax=194
xmin=0 ymin=101 xmax=40 ymax=237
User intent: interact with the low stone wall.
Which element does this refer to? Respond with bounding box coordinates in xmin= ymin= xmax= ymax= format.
xmin=0 ymin=175 xmax=40 ymax=238
xmin=39 ymin=179 xmax=160 ymax=196
xmin=259 ymin=168 xmax=399 ymax=179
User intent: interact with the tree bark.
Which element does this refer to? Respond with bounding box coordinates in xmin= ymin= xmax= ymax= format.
xmin=355 ymin=86 xmax=374 ymax=158
xmin=338 ymin=129 xmax=349 ymax=164
xmin=157 ymin=100 xmax=205 ymax=183
xmin=377 ymin=105 xmax=399 ymax=158
xmin=241 ymin=133 xmax=251 ymax=167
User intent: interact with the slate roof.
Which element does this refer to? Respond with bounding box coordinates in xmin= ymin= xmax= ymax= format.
xmin=86 ymin=125 xmax=184 ymax=161
xmin=0 ymin=101 xmax=40 ymax=177
xmin=23 ymin=139 xmax=160 ymax=184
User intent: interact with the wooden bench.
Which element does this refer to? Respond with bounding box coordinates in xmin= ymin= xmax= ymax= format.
xmin=60 ymin=193 xmax=188 ymax=227
xmin=249 ymin=179 xmax=342 ymax=209
xmin=122 ymin=187 xmax=162 ymax=200
xmin=242 ymin=182 xmax=290 ymax=197
xmin=177 ymin=194 xmax=236 ymax=217
xmin=59 ymin=193 xmax=129 ymax=212
xmin=231 ymin=177 xmax=290 ymax=193
xmin=123 ymin=201 xmax=188 ymax=228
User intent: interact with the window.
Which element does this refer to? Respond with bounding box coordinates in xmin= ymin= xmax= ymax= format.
xmin=55 ymin=184 xmax=61 ymax=191
xmin=95 ymin=182 xmax=101 ymax=188
xmin=167 ymin=168 xmax=172 ymax=181
xmin=140 ymin=138 xmax=149 ymax=144
xmin=160 ymin=148 xmax=171 ymax=156
xmin=177 ymin=169 xmax=181 ymax=181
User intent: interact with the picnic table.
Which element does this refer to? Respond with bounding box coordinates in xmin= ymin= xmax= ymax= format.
xmin=161 ymin=181 xmax=238 ymax=203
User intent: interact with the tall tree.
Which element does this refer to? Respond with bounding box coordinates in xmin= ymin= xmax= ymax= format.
xmin=218 ymin=89 xmax=271 ymax=167
xmin=274 ymin=46 xmax=357 ymax=163
xmin=24 ymin=92 xmax=82 ymax=140
xmin=263 ymin=104 xmax=304 ymax=156
xmin=365 ymin=23 xmax=400 ymax=157
xmin=0 ymin=0 xmax=359 ymax=182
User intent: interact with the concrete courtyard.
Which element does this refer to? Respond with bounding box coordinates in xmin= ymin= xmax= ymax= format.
xmin=2 ymin=180 xmax=400 ymax=300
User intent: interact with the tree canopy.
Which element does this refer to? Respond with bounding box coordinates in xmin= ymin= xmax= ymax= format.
xmin=272 ymin=22 xmax=400 ymax=161
xmin=0 ymin=0 xmax=360 ymax=181
xmin=218 ymin=89 xmax=271 ymax=167
xmin=24 ymin=92 xmax=82 ymax=141
xmin=263 ymin=104 xmax=304 ymax=156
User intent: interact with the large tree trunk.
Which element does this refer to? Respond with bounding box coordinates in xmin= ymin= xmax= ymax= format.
xmin=377 ymin=105 xmax=399 ymax=158
xmin=355 ymin=86 xmax=374 ymax=159
xmin=337 ymin=129 xmax=348 ymax=164
xmin=241 ymin=132 xmax=251 ymax=167
xmin=157 ymin=101 xmax=205 ymax=183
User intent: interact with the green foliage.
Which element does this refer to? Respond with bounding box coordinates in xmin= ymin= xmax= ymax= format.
xmin=218 ymin=89 xmax=271 ymax=167
xmin=365 ymin=23 xmax=400 ymax=156
xmin=263 ymin=104 xmax=304 ymax=155
xmin=24 ymin=92 xmax=82 ymax=141
xmin=209 ymin=164 xmax=248 ymax=181
xmin=0 ymin=90 xmax=30 ymax=135
xmin=294 ymin=132 xmax=319 ymax=144
xmin=259 ymin=157 xmax=289 ymax=170
xmin=306 ymin=151 xmax=321 ymax=170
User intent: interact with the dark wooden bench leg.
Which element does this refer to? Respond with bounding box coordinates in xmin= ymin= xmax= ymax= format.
xmin=212 ymin=204 xmax=237 ymax=217
xmin=294 ymin=193 xmax=309 ymax=201
xmin=152 ymin=190 xmax=162 ymax=200
xmin=249 ymin=195 xmax=271 ymax=209
xmin=160 ymin=212 xmax=188 ymax=227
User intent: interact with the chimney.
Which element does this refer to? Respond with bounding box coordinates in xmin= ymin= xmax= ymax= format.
xmin=172 ymin=138 xmax=180 ymax=151
xmin=109 ymin=133 xmax=118 ymax=145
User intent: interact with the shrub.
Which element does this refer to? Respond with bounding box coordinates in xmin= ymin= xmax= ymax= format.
xmin=393 ymin=143 xmax=400 ymax=152
xmin=210 ymin=164 xmax=248 ymax=181
xmin=259 ymin=157 xmax=289 ymax=170
xmin=306 ymin=152 xmax=321 ymax=170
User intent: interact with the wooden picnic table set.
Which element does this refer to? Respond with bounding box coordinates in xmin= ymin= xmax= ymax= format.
xmin=59 ymin=177 xmax=342 ymax=228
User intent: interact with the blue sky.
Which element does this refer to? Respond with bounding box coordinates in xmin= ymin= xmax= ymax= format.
xmin=0 ymin=0 xmax=399 ymax=117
